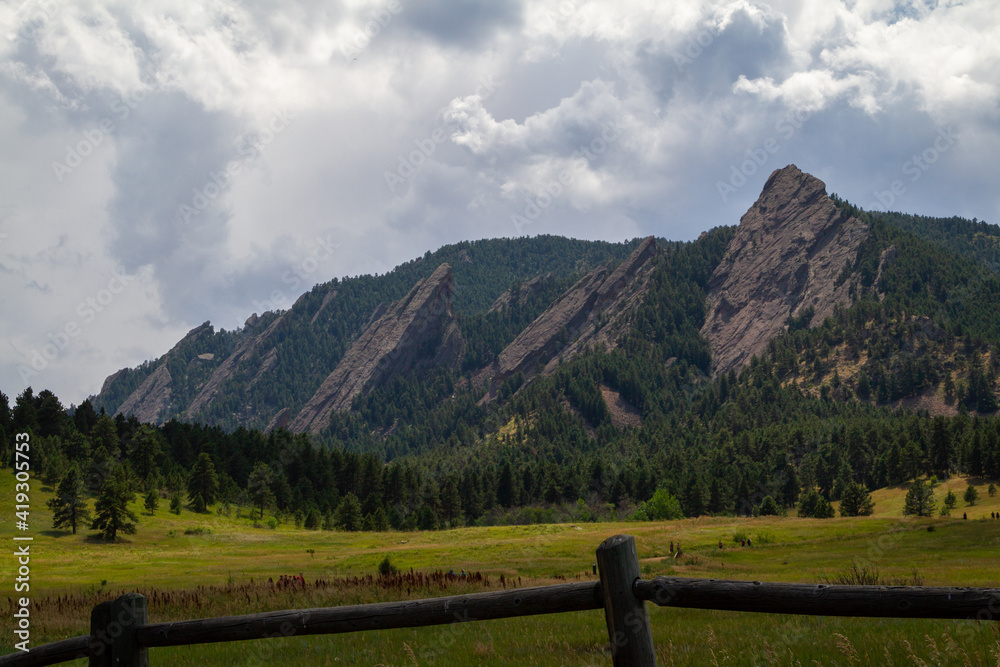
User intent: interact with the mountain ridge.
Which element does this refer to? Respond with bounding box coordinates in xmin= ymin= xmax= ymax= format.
xmin=94 ymin=165 xmax=1000 ymax=443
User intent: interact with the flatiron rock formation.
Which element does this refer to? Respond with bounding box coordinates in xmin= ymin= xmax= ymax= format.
xmin=113 ymin=321 xmax=214 ymax=423
xmin=289 ymin=263 xmax=462 ymax=434
xmin=184 ymin=313 xmax=287 ymax=421
xmin=701 ymin=165 xmax=868 ymax=375
xmin=479 ymin=237 xmax=659 ymax=398
xmin=114 ymin=364 xmax=172 ymax=423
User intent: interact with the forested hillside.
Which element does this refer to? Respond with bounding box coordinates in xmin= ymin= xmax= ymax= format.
xmin=7 ymin=166 xmax=999 ymax=537
xmin=92 ymin=236 xmax=644 ymax=430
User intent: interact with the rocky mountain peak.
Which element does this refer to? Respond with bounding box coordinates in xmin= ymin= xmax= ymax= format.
xmin=288 ymin=263 xmax=462 ymax=434
xmin=701 ymin=165 xmax=869 ymax=375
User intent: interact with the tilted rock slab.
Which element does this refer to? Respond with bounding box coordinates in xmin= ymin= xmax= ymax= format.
xmin=183 ymin=313 xmax=287 ymax=421
xmin=480 ymin=237 xmax=659 ymax=398
xmin=114 ymin=363 xmax=172 ymax=423
xmin=113 ymin=321 xmax=213 ymax=423
xmin=701 ymin=164 xmax=869 ymax=375
xmin=289 ymin=263 xmax=458 ymax=434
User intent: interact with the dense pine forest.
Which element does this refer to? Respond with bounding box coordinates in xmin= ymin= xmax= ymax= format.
xmin=5 ymin=202 xmax=1000 ymax=540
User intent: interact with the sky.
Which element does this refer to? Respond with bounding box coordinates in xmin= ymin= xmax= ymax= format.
xmin=1 ymin=0 xmax=998 ymax=406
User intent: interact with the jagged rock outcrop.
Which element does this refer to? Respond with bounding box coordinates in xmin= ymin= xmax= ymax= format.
xmin=311 ymin=287 xmax=338 ymax=324
xmin=265 ymin=407 xmax=294 ymax=433
xmin=112 ymin=321 xmax=213 ymax=423
xmin=100 ymin=369 xmax=127 ymax=396
xmin=478 ymin=237 xmax=659 ymax=398
xmin=874 ymin=245 xmax=897 ymax=301
xmin=114 ymin=364 xmax=172 ymax=422
xmin=184 ymin=314 xmax=286 ymax=420
xmin=289 ymin=263 xmax=461 ymax=434
xmin=701 ymin=165 xmax=869 ymax=375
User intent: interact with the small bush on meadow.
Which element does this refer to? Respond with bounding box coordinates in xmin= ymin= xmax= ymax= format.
xmin=378 ymin=555 xmax=399 ymax=576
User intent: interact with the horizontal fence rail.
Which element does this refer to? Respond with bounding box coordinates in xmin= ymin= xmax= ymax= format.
xmin=637 ymin=577 xmax=1000 ymax=620
xmin=0 ymin=637 xmax=89 ymax=667
xmin=137 ymin=581 xmax=603 ymax=648
xmin=3 ymin=534 xmax=999 ymax=667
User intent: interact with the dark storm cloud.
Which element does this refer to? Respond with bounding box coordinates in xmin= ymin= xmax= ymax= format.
xmin=634 ymin=5 xmax=790 ymax=105
xmin=398 ymin=0 xmax=524 ymax=47
xmin=106 ymin=92 xmax=235 ymax=272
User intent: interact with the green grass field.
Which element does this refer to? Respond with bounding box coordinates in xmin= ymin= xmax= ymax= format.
xmin=2 ymin=471 xmax=999 ymax=665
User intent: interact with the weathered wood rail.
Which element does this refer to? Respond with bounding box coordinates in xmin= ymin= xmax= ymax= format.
xmin=3 ymin=534 xmax=999 ymax=666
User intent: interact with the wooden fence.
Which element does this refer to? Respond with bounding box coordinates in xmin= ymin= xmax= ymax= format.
xmin=3 ymin=534 xmax=999 ymax=666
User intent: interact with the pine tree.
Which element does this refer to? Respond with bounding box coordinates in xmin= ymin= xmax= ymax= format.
xmin=191 ymin=492 xmax=206 ymax=513
xmin=335 ymin=493 xmax=363 ymax=531
xmin=129 ymin=425 xmax=162 ymax=482
xmin=170 ymin=491 xmax=182 ymax=515
xmin=964 ymin=484 xmax=979 ymax=506
xmin=47 ymin=466 xmax=91 ymax=534
xmin=758 ymin=495 xmax=780 ymax=516
xmin=943 ymin=489 xmax=957 ymax=510
xmin=143 ymin=489 xmax=159 ymax=515
xmin=930 ymin=417 xmax=951 ymax=478
xmin=187 ymin=453 xmax=219 ymax=511
xmin=91 ymin=465 xmax=138 ymax=541
xmin=812 ymin=496 xmax=835 ymax=518
xmin=497 ymin=462 xmax=516 ymax=508
xmin=839 ymin=482 xmax=875 ymax=517
xmin=903 ymin=479 xmax=936 ymax=517
xmin=371 ymin=506 xmax=389 ymax=531
xmin=90 ymin=415 xmax=121 ymax=460
xmin=247 ymin=462 xmax=275 ymax=519
xmin=798 ymin=489 xmax=819 ymax=517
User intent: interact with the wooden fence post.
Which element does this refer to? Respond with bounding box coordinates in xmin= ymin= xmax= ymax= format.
xmin=89 ymin=594 xmax=148 ymax=667
xmin=596 ymin=535 xmax=656 ymax=667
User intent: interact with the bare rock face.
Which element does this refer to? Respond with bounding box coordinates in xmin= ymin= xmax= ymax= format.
xmin=874 ymin=245 xmax=897 ymax=301
xmin=289 ymin=263 xmax=461 ymax=434
xmin=265 ymin=407 xmax=294 ymax=433
xmin=479 ymin=237 xmax=659 ymax=397
xmin=701 ymin=165 xmax=868 ymax=375
xmin=114 ymin=364 xmax=172 ymax=423
xmin=311 ymin=287 xmax=338 ymax=324
xmin=113 ymin=321 xmax=213 ymax=423
xmin=184 ymin=313 xmax=286 ymax=420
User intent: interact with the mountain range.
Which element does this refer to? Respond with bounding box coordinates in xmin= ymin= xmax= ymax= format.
xmin=94 ymin=165 xmax=1000 ymax=441
xmin=9 ymin=162 xmax=995 ymax=525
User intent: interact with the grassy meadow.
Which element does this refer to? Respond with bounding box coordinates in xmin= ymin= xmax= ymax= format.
xmin=2 ymin=471 xmax=999 ymax=665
